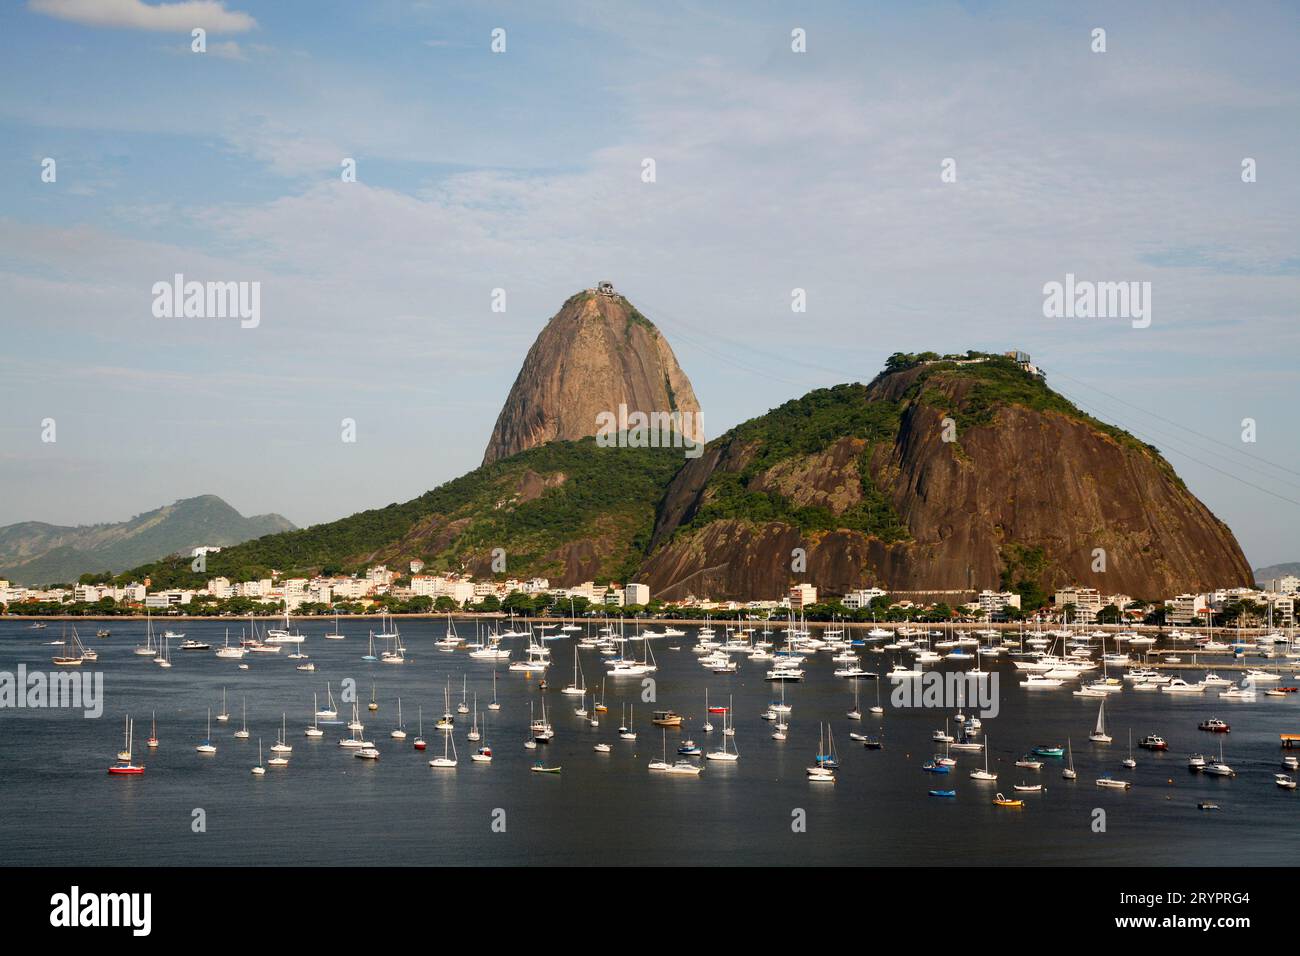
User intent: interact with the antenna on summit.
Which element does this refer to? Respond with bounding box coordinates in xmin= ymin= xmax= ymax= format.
xmin=595 ymin=280 xmax=617 ymax=297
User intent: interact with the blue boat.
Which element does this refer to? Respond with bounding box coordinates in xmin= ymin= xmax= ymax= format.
xmin=928 ymin=789 xmax=957 ymax=797
xmin=677 ymin=742 xmax=701 ymax=755
xmin=1032 ymin=745 xmax=1065 ymax=758
xmin=922 ymin=761 xmax=950 ymax=774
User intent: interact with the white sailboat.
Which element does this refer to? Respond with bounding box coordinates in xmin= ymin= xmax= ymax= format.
xmin=251 ymin=738 xmax=266 ymax=775
xmin=133 ymin=611 xmax=158 ymax=656
xmin=562 ymin=647 xmax=586 ymax=696
xmin=306 ymin=694 xmax=324 ymax=738
xmin=467 ymin=694 xmax=481 ymax=742
xmin=429 ymin=723 xmax=458 ymax=768
xmin=1122 ymin=728 xmax=1136 ymax=769
xmin=234 ymin=696 xmax=250 ymax=739
xmin=706 ymin=697 xmax=739 ymax=761
xmin=391 ymin=697 xmax=407 ymax=740
xmin=195 ymin=708 xmax=217 ymax=754
xmin=316 ymin=682 xmax=338 ymax=719
xmin=216 ymin=686 xmax=230 ymax=723
xmin=1063 ymin=737 xmax=1077 ymax=780
xmin=970 ymin=734 xmax=997 ymax=780
xmin=271 ymin=712 xmax=292 ymax=754
xmin=1088 ymin=699 xmax=1112 ymax=743
xmin=488 ymin=670 xmax=501 ymax=711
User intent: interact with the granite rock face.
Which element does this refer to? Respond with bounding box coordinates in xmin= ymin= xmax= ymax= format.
xmin=638 ymin=363 xmax=1252 ymax=601
xmin=482 ymin=290 xmax=703 ymax=466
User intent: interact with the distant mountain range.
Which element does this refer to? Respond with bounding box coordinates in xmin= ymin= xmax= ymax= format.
xmin=0 ymin=495 xmax=295 ymax=586
xmin=1254 ymin=563 xmax=1300 ymax=584
xmin=115 ymin=289 xmax=1253 ymax=603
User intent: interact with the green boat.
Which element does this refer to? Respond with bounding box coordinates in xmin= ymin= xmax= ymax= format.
xmin=1032 ymin=745 xmax=1065 ymax=758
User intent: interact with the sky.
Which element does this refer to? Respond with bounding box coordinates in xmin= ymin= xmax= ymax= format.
xmin=0 ymin=0 xmax=1297 ymax=568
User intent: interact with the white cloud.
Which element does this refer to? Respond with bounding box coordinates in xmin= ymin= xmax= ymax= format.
xmin=29 ymin=0 xmax=256 ymax=33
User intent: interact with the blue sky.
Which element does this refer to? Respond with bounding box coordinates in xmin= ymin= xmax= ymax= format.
xmin=1 ymin=0 xmax=1297 ymax=568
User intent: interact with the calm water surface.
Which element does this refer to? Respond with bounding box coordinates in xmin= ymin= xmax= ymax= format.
xmin=2 ymin=619 xmax=1297 ymax=866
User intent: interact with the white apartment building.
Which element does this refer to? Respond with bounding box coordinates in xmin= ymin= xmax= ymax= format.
xmin=1265 ymin=594 xmax=1295 ymax=628
xmin=789 ymin=584 xmax=818 ymax=611
xmin=1169 ymin=593 xmax=1209 ymax=625
xmin=1265 ymin=575 xmax=1300 ymax=595
xmin=842 ymin=587 xmax=887 ymax=610
xmin=1054 ymin=586 xmax=1102 ymax=622
xmin=978 ymin=589 xmax=1022 ymax=619
xmin=625 ymin=583 xmax=650 ymax=606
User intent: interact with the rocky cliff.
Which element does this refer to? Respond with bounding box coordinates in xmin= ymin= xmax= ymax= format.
xmin=637 ymin=355 xmax=1253 ymax=601
xmin=482 ymin=289 xmax=703 ymax=465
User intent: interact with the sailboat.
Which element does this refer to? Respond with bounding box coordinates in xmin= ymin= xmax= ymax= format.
xmin=457 ymin=676 xmax=470 ymax=714
xmin=970 ymin=735 xmax=997 ymax=780
xmin=324 ymin=612 xmax=346 ymax=640
xmin=847 ymin=682 xmax=862 ymax=721
xmin=1088 ymin=699 xmax=1112 ymax=743
xmin=437 ymin=680 xmax=455 ymax=730
xmin=146 ymin=711 xmax=159 ymax=749
xmin=806 ymin=723 xmax=836 ymax=780
xmin=271 ymin=713 xmax=292 ymax=754
xmin=1063 ymin=738 xmax=1077 ymax=779
xmin=134 ymin=612 xmax=159 ymax=656
xmin=620 ymin=703 xmax=637 ymax=740
xmin=362 ymin=631 xmax=378 ymax=662
xmin=488 ymin=670 xmax=501 ymax=711
xmin=562 ymin=647 xmax=586 ymax=696
xmin=117 ymin=715 xmax=133 ymax=760
xmin=1203 ymin=738 xmax=1236 ymax=777
xmin=52 ymin=625 xmax=88 ymax=666
xmin=108 ymin=717 xmax=144 ymax=774
xmin=368 ymin=683 xmax=378 ymax=712
xmin=391 ymin=697 xmax=407 ymax=740
xmin=869 ymin=678 xmax=884 ymax=716
xmin=234 ymin=696 xmax=250 ymax=739
xmin=413 ymin=706 xmax=427 ymax=750
xmin=339 ymin=703 xmax=373 ymax=749
xmin=195 ymin=708 xmax=217 ymax=754
xmin=216 ymin=687 xmax=230 ymax=723
xmin=1122 ymin=728 xmax=1137 ymax=769
xmin=252 ymin=738 xmax=266 ymax=775
xmin=472 ymin=715 xmax=493 ymax=762
xmin=703 ymin=689 xmax=714 ymax=733
xmin=429 ymin=722 xmax=458 ymax=768
xmin=154 ymin=632 xmax=172 ymax=668
xmin=467 ymin=695 xmax=481 ymax=742
xmin=306 ymin=694 xmax=324 ymax=737
xmin=649 ymin=728 xmax=703 ymax=774
xmin=316 ymin=682 xmax=338 ymax=719
xmin=706 ymin=698 xmax=739 ymax=761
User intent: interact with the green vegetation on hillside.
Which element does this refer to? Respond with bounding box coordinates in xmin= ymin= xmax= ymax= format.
xmin=679 ymin=384 xmax=910 ymax=542
xmin=887 ymin=353 xmax=1167 ymax=467
xmin=122 ymin=439 xmax=684 ymax=590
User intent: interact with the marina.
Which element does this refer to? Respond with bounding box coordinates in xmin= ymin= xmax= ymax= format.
xmin=3 ymin=616 xmax=1300 ymax=866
